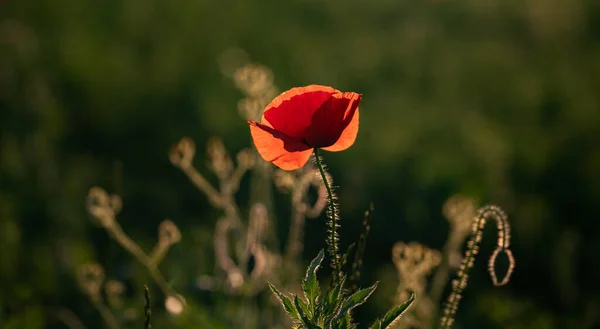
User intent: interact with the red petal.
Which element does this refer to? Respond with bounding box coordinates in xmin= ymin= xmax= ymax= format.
xmin=322 ymin=103 xmax=359 ymax=152
xmin=262 ymin=85 xmax=338 ymax=141
xmin=248 ymin=120 xmax=313 ymax=170
xmin=304 ymin=92 xmax=362 ymax=149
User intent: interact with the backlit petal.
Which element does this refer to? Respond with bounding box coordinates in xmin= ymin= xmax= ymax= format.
xmin=248 ymin=120 xmax=313 ymax=170
xmin=262 ymin=85 xmax=338 ymax=140
xmin=304 ymin=92 xmax=362 ymax=148
xmin=270 ymin=148 xmax=313 ymax=170
xmin=322 ymin=105 xmax=359 ymax=152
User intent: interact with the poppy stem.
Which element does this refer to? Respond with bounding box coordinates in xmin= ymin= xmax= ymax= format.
xmin=313 ymin=148 xmax=341 ymax=283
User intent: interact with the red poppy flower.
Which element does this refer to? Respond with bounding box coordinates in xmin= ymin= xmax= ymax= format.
xmin=248 ymin=85 xmax=362 ymax=170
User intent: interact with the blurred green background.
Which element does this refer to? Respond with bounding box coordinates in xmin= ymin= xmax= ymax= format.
xmin=1 ymin=0 xmax=600 ymax=328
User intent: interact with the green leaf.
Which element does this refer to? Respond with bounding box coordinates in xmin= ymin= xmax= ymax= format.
xmin=379 ymin=291 xmax=415 ymax=329
xmin=336 ymin=282 xmax=378 ymax=318
xmin=322 ymin=275 xmax=346 ymax=315
xmin=302 ymin=249 xmax=325 ymax=309
xmin=317 ymin=275 xmax=346 ymax=328
xmin=294 ymin=295 xmax=321 ymax=329
xmin=332 ymin=313 xmax=353 ymax=329
xmin=369 ymin=320 xmax=382 ymax=329
xmin=268 ymin=282 xmax=300 ymax=323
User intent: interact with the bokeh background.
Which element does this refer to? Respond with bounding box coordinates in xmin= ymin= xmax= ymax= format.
xmin=1 ymin=0 xmax=600 ymax=328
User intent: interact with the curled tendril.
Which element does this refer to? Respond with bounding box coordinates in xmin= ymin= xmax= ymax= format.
xmin=440 ymin=205 xmax=515 ymax=329
xmin=488 ymin=247 xmax=515 ymax=286
xmin=169 ymin=137 xmax=196 ymax=169
xmin=86 ymin=187 xmax=121 ymax=228
xmin=158 ymin=219 xmax=182 ymax=247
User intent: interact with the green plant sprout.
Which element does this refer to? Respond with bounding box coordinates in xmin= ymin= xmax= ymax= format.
xmin=269 ymin=249 xmax=415 ymax=329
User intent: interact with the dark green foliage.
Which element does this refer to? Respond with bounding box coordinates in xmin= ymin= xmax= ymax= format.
xmin=269 ymin=283 xmax=301 ymax=324
xmin=302 ymin=249 xmax=325 ymax=309
xmin=269 ymin=250 xmax=415 ymax=329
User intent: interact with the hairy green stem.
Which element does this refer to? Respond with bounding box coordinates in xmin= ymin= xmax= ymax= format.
xmin=144 ymin=285 xmax=151 ymax=329
xmin=439 ymin=205 xmax=513 ymax=329
xmin=313 ymin=148 xmax=341 ymax=282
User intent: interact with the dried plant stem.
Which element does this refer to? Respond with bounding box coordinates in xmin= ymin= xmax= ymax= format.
xmin=149 ymin=245 xmax=169 ymax=267
xmin=181 ymin=165 xmax=242 ymax=227
xmin=106 ymin=223 xmax=180 ymax=301
xmin=181 ymin=166 xmax=223 ymax=208
xmin=108 ymin=223 xmax=152 ymax=264
xmin=313 ymin=148 xmax=341 ymax=282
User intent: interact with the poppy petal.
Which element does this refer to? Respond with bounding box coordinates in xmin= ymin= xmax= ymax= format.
xmin=262 ymin=85 xmax=338 ymax=141
xmin=322 ymin=104 xmax=359 ymax=152
xmin=305 ymin=92 xmax=362 ymax=148
xmin=248 ymin=120 xmax=313 ymax=170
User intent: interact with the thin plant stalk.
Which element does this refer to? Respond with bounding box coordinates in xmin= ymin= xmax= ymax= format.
xmin=106 ymin=223 xmax=180 ymax=300
xmin=313 ymin=148 xmax=341 ymax=282
xmin=144 ymin=285 xmax=151 ymax=329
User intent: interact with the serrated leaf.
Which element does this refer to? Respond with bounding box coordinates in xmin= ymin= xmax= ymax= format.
xmin=318 ymin=275 xmax=346 ymax=328
xmin=268 ymin=283 xmax=300 ymax=322
xmin=379 ymin=291 xmax=415 ymax=329
xmin=336 ymin=282 xmax=378 ymax=318
xmin=302 ymin=249 xmax=325 ymax=309
xmin=294 ymin=295 xmax=321 ymax=329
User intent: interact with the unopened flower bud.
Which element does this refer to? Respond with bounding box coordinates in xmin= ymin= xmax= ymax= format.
xmin=158 ymin=219 xmax=181 ymax=246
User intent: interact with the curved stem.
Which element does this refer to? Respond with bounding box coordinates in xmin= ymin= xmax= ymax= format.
xmin=439 ymin=205 xmax=513 ymax=329
xmin=313 ymin=148 xmax=341 ymax=282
